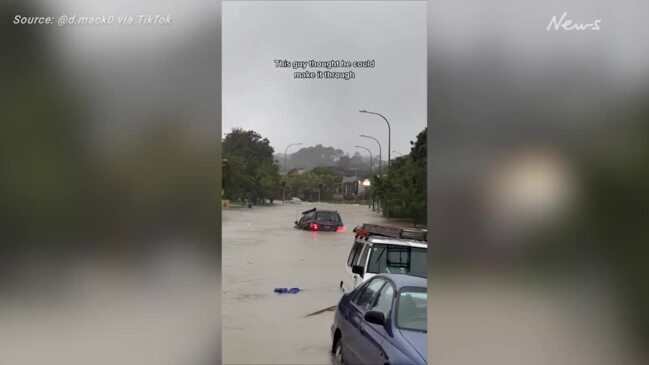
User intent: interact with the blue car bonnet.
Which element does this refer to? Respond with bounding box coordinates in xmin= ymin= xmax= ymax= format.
xmin=400 ymin=329 xmax=427 ymax=363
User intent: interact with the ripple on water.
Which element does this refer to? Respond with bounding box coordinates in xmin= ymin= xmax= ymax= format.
xmin=222 ymin=291 xmax=268 ymax=302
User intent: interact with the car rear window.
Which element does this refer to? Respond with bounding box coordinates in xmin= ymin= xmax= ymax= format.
xmin=351 ymin=243 xmax=365 ymax=267
xmin=303 ymin=212 xmax=315 ymax=221
xmin=315 ymin=211 xmax=340 ymax=223
xmin=347 ymin=242 xmax=361 ymax=267
xmin=358 ymin=244 xmax=370 ymax=267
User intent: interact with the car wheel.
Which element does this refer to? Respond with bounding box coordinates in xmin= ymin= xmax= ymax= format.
xmin=332 ymin=337 xmax=344 ymax=365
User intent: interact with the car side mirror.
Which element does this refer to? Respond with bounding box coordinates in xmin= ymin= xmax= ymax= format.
xmin=364 ymin=311 xmax=386 ymax=326
xmin=351 ymin=265 xmax=364 ymax=277
xmin=294 ymin=221 xmax=298 ymax=225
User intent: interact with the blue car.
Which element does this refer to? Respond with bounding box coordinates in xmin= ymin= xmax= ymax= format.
xmin=330 ymin=274 xmax=427 ymax=365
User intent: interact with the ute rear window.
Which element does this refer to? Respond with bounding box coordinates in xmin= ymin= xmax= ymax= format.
xmin=367 ymin=244 xmax=426 ymax=277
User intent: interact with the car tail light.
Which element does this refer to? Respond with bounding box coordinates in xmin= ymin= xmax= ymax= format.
xmin=309 ymin=222 xmax=319 ymax=231
xmin=336 ymin=225 xmax=345 ymax=232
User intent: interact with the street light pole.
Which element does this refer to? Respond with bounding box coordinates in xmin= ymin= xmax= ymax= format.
xmin=360 ymin=110 xmax=391 ymax=218
xmin=283 ymin=142 xmax=303 ymax=203
xmin=360 ymin=110 xmax=391 ymax=167
xmin=354 ymin=145 xmax=372 ymax=178
xmin=355 ymin=145 xmax=372 ymax=207
xmin=359 ymin=134 xmax=382 ymax=176
xmin=284 ymin=142 xmax=303 ymax=174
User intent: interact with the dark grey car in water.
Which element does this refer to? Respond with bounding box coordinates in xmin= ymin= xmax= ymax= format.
xmin=294 ymin=208 xmax=344 ymax=232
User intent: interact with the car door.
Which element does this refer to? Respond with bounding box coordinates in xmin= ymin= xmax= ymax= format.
xmin=345 ymin=241 xmax=365 ymax=289
xmin=358 ymin=281 xmax=395 ymax=364
xmin=352 ymin=243 xmax=371 ymax=288
xmin=347 ymin=278 xmax=386 ymax=364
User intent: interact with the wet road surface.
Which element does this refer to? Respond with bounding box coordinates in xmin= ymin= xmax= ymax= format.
xmin=222 ymin=202 xmax=387 ymax=364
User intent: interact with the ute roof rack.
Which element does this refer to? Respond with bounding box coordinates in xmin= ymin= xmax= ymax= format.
xmin=353 ymin=223 xmax=427 ymax=242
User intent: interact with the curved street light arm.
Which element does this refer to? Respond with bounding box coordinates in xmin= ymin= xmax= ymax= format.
xmin=360 ymin=110 xmax=391 ymax=167
xmin=359 ymin=134 xmax=382 ymax=175
xmin=354 ymin=145 xmax=373 ymax=178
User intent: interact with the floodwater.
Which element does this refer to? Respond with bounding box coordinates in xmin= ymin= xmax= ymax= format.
xmin=222 ymin=202 xmax=387 ymax=364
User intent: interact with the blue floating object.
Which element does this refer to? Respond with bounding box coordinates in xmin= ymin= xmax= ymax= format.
xmin=273 ymin=287 xmax=301 ymax=294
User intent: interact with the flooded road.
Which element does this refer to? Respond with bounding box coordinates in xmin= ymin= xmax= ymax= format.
xmin=222 ymin=202 xmax=387 ymax=364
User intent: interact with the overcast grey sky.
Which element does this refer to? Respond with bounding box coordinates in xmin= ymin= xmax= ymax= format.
xmin=223 ymin=0 xmax=426 ymax=157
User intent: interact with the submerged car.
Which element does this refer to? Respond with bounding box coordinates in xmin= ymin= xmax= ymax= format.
xmin=331 ymin=274 xmax=427 ymax=365
xmin=294 ymin=207 xmax=344 ymax=232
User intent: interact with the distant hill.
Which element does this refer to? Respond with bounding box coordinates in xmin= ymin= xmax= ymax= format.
xmin=275 ymin=144 xmax=379 ymax=173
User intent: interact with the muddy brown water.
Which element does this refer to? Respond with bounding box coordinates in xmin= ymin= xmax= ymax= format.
xmin=222 ymin=202 xmax=387 ymax=364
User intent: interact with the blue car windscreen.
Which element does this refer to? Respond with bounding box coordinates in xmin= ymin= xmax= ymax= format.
xmin=396 ymin=289 xmax=427 ymax=332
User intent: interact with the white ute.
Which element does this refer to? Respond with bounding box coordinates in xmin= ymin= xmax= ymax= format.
xmin=340 ymin=223 xmax=427 ymax=292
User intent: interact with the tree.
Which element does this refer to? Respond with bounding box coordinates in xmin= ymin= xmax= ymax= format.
xmin=310 ymin=166 xmax=341 ymax=200
xmin=373 ymin=127 xmax=427 ymax=225
xmin=336 ymin=155 xmax=352 ymax=170
xmin=222 ymin=128 xmax=280 ymax=203
xmin=282 ymin=166 xmax=342 ymax=201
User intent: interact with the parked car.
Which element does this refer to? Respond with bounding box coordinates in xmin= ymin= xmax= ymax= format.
xmin=285 ymin=197 xmax=303 ymax=204
xmin=342 ymin=223 xmax=427 ymax=291
xmin=294 ymin=207 xmax=344 ymax=232
xmin=331 ymin=274 xmax=427 ymax=365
